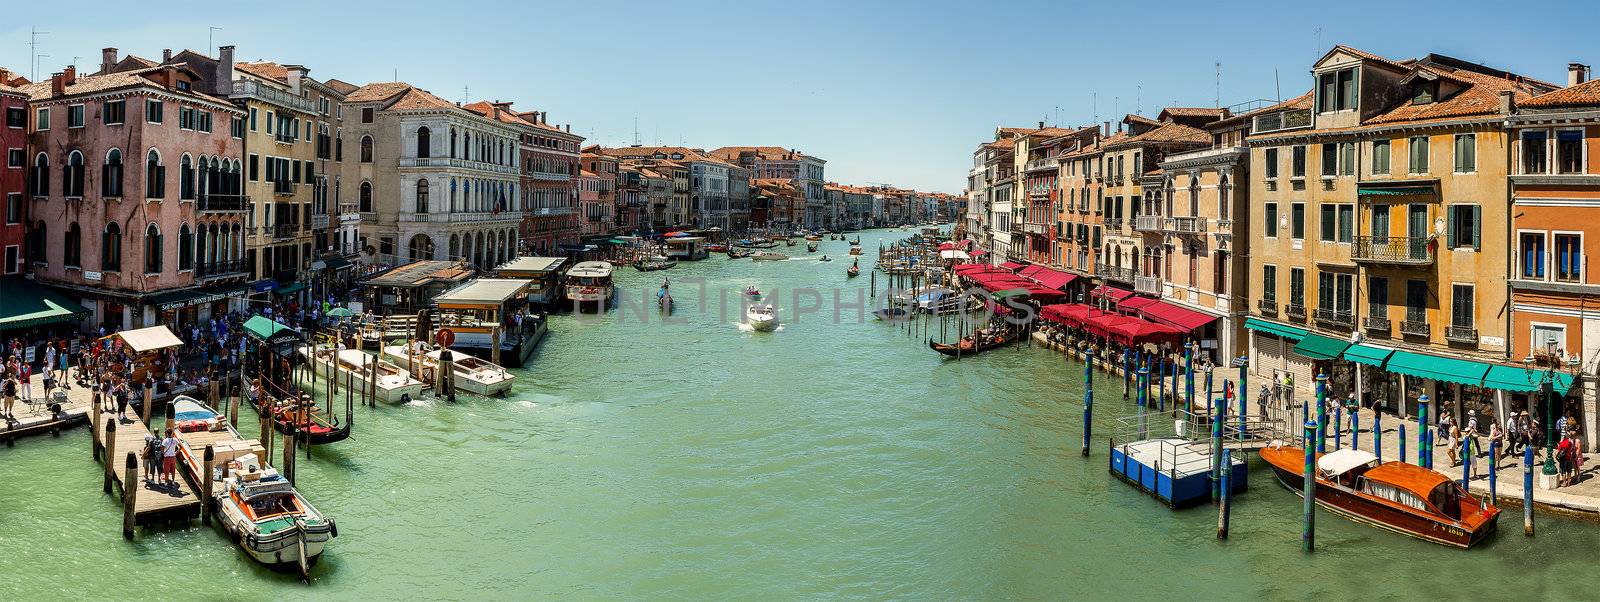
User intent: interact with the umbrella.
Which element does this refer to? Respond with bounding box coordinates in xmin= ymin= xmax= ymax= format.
xmin=327 ymin=307 xmax=355 ymax=318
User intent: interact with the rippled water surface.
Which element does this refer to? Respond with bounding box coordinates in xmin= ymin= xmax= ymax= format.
xmin=3 ymin=228 xmax=1599 ymax=600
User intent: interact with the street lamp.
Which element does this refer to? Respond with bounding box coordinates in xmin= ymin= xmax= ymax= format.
xmin=1524 ymin=339 xmax=1577 ymax=477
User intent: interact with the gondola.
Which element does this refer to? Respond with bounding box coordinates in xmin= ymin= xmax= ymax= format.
xmin=928 ymin=334 xmax=1015 ymax=357
xmin=807 ymin=242 xmax=818 ymax=253
xmin=250 ymin=394 xmax=352 ymax=445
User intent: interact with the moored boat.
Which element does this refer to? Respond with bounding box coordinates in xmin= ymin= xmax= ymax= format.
xmin=928 ymin=329 xmax=1017 ymax=356
xmin=1259 ymin=446 xmax=1499 ymax=548
xmin=633 ymin=255 xmax=678 ymax=272
xmin=565 ymin=261 xmax=615 ymax=311
xmin=751 ymin=252 xmax=789 ymax=261
xmin=807 ymin=242 xmax=818 ymax=253
xmin=170 ymin=396 xmax=336 ymax=574
xmin=383 ymin=345 xmax=515 ymax=396
xmin=302 ymin=346 xmax=425 ymax=404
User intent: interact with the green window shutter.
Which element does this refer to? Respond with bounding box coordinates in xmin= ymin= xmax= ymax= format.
xmin=1446 ymin=207 xmax=1458 ymax=248
xmin=1471 ymin=205 xmax=1481 ymax=250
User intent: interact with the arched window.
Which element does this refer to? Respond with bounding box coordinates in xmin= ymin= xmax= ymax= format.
xmin=178 ymin=224 xmax=194 ymax=271
xmin=360 ymin=135 xmax=374 ymax=163
xmin=145 ymin=150 xmax=165 ymax=199
xmin=145 ymin=223 xmax=163 ymax=273
xmin=64 ymin=150 xmax=85 ymax=197
xmin=359 ymin=181 xmax=373 ymax=212
xmin=416 ymin=126 xmax=431 ymax=158
xmin=449 ymin=234 xmax=459 ymax=258
xmin=102 ymin=222 xmax=122 ymax=271
xmin=1188 ymin=176 xmax=1200 ymax=216
xmin=335 ymin=129 xmax=344 ymax=161
xmin=31 ymin=152 xmax=49 ymax=196
xmin=450 ymin=128 xmax=458 ymax=158
xmin=1218 ymin=174 xmax=1231 ymax=218
xmin=416 ymin=179 xmax=430 ymax=213
xmin=103 ymin=149 xmax=124 ymax=197
xmin=64 ymin=222 xmax=81 ymax=267
xmin=180 ymin=154 xmax=195 ymax=200
xmin=463 ymin=132 xmax=472 ymax=160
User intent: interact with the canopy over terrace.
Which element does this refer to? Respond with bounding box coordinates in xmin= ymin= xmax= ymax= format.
xmin=0 ymin=276 xmax=90 ymax=331
xmin=1038 ymin=303 xmax=1183 ymax=345
xmin=111 ymin=325 xmax=184 ymax=353
xmin=1016 ymin=264 xmax=1077 ymax=291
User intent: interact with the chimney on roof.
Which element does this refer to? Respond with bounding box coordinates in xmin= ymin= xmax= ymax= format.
xmin=162 ymin=48 xmax=173 ymax=63
xmin=1571 ymin=63 xmax=1591 ymax=87
xmin=565 ymin=124 xmax=570 ymax=133
xmin=101 ymin=47 xmax=117 ymax=74
xmin=286 ymin=65 xmax=306 ymax=94
xmin=1038 ymin=121 xmax=1045 ymax=129
xmin=160 ymin=65 xmax=177 ymax=90
xmin=216 ymin=45 xmax=235 ymax=96
xmin=50 ymin=72 xmax=65 ymax=97
xmin=1499 ymin=90 xmax=1516 ymax=115
xmin=63 ymin=66 xmax=76 ymax=86
xmin=1103 ymin=121 xmax=1111 ymax=137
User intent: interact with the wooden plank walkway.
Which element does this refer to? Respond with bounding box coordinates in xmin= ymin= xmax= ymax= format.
xmin=90 ymin=404 xmax=201 ymax=526
xmin=1 ymin=370 xmax=93 ymax=443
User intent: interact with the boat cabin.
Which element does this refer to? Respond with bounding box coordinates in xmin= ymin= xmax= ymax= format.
xmin=564 ymin=261 xmax=615 ymax=309
xmin=494 ymin=256 xmax=568 ymax=306
xmin=358 ymin=260 xmax=475 ymax=316
xmin=1317 ymin=449 xmax=1471 ymax=521
xmin=664 ymin=236 xmax=709 ymax=260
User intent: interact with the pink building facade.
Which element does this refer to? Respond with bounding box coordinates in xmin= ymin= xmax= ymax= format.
xmin=2 ymin=71 xmax=28 ymax=275
xmin=23 ymin=64 xmax=246 ymax=330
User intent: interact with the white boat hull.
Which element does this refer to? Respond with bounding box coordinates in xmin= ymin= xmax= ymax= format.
xmin=384 ymin=346 xmax=515 ymax=396
xmin=303 ymin=347 xmax=425 ymax=404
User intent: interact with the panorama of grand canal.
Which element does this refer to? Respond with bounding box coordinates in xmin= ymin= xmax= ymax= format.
xmin=2 ymin=228 xmax=1598 ymax=600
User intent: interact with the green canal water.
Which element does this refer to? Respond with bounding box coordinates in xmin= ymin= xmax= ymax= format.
xmin=2 ymin=228 xmax=1597 ymax=600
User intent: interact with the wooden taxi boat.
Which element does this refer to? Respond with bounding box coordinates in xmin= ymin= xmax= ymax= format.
xmin=1260 ymin=446 xmax=1498 ymax=548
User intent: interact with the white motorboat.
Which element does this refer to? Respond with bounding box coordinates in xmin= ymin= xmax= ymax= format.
xmin=746 ymin=303 xmax=779 ymax=332
xmin=565 ymin=261 xmax=615 ymax=311
xmin=383 ymin=345 xmax=514 ymax=396
xmin=301 ymin=345 xmax=425 ymax=404
xmin=170 ymin=396 xmax=335 ymax=575
xmin=750 ymin=252 xmax=789 ymax=261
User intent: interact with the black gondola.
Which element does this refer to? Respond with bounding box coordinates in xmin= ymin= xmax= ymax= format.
xmin=928 ymin=335 xmax=1016 ymax=357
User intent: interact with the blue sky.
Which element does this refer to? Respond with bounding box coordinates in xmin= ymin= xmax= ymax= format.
xmin=2 ymin=0 xmax=1595 ymax=193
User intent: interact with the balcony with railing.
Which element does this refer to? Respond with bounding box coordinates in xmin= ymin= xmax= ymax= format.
xmin=1445 ymin=324 xmax=1478 ymax=345
xmin=1022 ymin=222 xmax=1047 ymax=235
xmin=1094 ymin=262 xmax=1135 ymax=283
xmin=1351 ymin=236 xmax=1434 ymax=266
xmin=1399 ymin=310 xmax=1429 ymax=337
xmin=1257 ymin=298 xmax=1278 ymax=317
xmin=1313 ymin=306 xmax=1355 ymax=329
xmin=399 ymin=211 xmax=522 ymax=223
xmin=398 ymin=157 xmax=518 ymax=175
xmin=1284 ymin=302 xmax=1307 ymax=321
xmin=273 ymin=223 xmax=299 ymax=240
xmin=1023 ymin=157 xmax=1059 ymax=172
xmin=1134 ymin=275 xmax=1163 ymax=295
xmin=198 ymin=194 xmax=249 ymax=213
xmin=196 ymin=260 xmax=249 ymax=280
xmin=311 ymin=214 xmax=330 ymax=230
xmin=1363 ymin=306 xmax=1390 ymax=332
xmin=1134 ymin=215 xmax=1164 ymax=232
xmin=231 ymin=79 xmax=319 ymax=113
xmin=272 ymin=180 xmax=295 ymax=195
xmin=1169 ymin=216 xmax=1208 ymax=234
xmin=1104 ymin=218 xmax=1124 ymax=231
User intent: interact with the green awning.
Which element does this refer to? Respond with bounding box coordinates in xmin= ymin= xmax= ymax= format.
xmin=0 ymin=277 xmax=89 ymax=331
xmin=1385 ymin=351 xmax=1492 ymax=388
xmin=1481 ymin=365 xmax=1577 ymax=394
xmin=1244 ymin=317 xmax=1308 ymax=341
xmin=989 ymin=288 xmax=1030 ymax=300
xmin=1292 ymin=333 xmax=1350 ymax=360
xmin=243 ymin=315 xmax=302 ymax=346
xmin=1343 ymin=343 xmax=1395 ymax=367
xmin=275 ymin=282 xmax=307 ymax=296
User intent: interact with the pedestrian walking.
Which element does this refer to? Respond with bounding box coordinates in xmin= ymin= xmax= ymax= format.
xmin=2 ymin=373 xmax=17 ymax=420
xmin=1446 ymin=421 xmax=1463 ymax=466
xmin=18 ymin=360 xmax=31 ymax=404
xmin=143 ymin=433 xmax=161 ymax=482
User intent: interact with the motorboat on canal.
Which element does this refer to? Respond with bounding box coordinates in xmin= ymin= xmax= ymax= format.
xmin=565 ymin=261 xmax=615 ymax=311
xmin=1259 ymin=446 xmax=1499 ymax=548
xmin=382 ymin=344 xmax=515 ymax=396
xmin=745 ymin=303 xmax=779 ymax=332
xmin=807 ymin=242 xmax=819 ymax=253
xmin=170 ymin=396 xmax=336 ymax=574
xmin=751 ymin=251 xmax=789 ymax=261
xmin=302 ymin=345 xmax=425 ymax=404
xmin=633 ymin=255 xmax=678 ymax=272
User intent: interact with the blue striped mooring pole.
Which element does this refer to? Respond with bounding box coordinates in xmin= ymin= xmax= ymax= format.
xmin=1303 ymin=419 xmax=1317 ymax=553
xmin=1082 ymin=345 xmax=1093 ymax=457
xmin=1523 ymin=443 xmax=1535 ymax=536
xmin=1315 ymin=373 xmax=1329 ymax=454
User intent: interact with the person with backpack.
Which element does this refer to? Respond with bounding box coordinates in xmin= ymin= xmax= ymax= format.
xmin=2 ymin=372 xmax=17 ymax=420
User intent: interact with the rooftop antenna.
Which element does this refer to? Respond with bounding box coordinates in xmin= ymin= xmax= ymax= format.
xmin=1215 ymin=62 xmax=1222 ymax=108
xmin=29 ymin=27 xmax=50 ymax=81
xmin=462 ymin=84 xmax=469 ymax=105
xmin=34 ymin=54 xmax=50 ymax=83
xmin=1275 ymin=68 xmax=1282 ymax=102
xmin=632 ymin=115 xmax=640 ymax=146
xmin=1315 ymin=28 xmax=1323 ymax=58
xmin=208 ymin=26 xmax=222 ymax=57
xmin=1136 ymin=85 xmax=1142 ymax=115
xmin=1092 ymin=92 xmax=1097 ymax=125
xmin=1114 ymin=96 xmax=1119 ymax=121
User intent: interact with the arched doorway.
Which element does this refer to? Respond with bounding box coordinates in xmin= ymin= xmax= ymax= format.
xmin=408 ymin=233 xmax=435 ymax=260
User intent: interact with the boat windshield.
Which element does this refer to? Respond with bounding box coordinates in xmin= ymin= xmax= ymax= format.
xmin=1428 ymin=483 xmax=1463 ymax=520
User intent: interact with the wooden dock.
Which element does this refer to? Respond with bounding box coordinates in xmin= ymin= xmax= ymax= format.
xmin=1 ymin=371 xmax=93 ymax=445
xmin=89 ymin=400 xmax=201 ymax=536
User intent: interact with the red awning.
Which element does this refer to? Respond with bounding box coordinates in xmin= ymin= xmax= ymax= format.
xmin=1090 ymin=285 xmax=1136 ymax=303
xmin=1107 ymin=317 xmax=1186 ymax=345
xmin=971 ymin=249 xmax=988 ymax=257
xmin=1117 ymin=296 xmax=1159 ymax=312
xmin=999 ymin=261 xmax=1025 ymax=272
xmin=1025 ymin=266 xmax=1077 ymax=291
xmin=938 ymin=241 xmax=956 ymax=251
xmin=952 ymin=264 xmax=992 ymax=275
xmin=1140 ymin=300 xmax=1220 ymax=332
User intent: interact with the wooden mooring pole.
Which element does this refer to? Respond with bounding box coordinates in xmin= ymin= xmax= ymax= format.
xmin=201 ymin=445 xmax=215 ymax=525
xmin=103 ymin=420 xmax=118 ymax=494
xmin=121 ymin=452 xmax=139 ymax=540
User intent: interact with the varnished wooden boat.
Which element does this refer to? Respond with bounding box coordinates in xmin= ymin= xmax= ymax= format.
xmin=250 ymin=395 xmax=352 ymax=445
xmin=928 ymin=334 xmax=1015 ymax=356
xmin=1259 ymin=446 xmax=1498 ymax=548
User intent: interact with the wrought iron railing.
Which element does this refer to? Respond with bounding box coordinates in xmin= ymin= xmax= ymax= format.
xmin=1257 ymin=298 xmax=1278 ymax=317
xmin=1351 ymin=235 xmax=1433 ymax=265
xmin=1313 ymin=306 xmax=1354 ymax=328
xmin=1445 ymin=325 xmax=1478 ymax=344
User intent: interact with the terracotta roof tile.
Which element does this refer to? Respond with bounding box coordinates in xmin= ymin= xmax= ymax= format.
xmin=1365 ymin=65 xmax=1542 ymax=124
xmin=708 ymin=146 xmax=812 ymax=161
xmin=344 ymin=82 xmax=414 ymax=103
xmin=1522 ymin=79 xmax=1600 ymax=108
xmin=1159 ymin=107 xmax=1228 ymax=119
xmin=1105 ymin=123 xmax=1209 ymax=149
xmin=234 ymin=61 xmax=289 ymax=83
xmin=17 ymin=66 xmax=225 ymax=104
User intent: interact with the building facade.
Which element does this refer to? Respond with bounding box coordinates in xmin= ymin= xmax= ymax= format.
xmin=1 ymin=74 xmax=27 ymax=275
